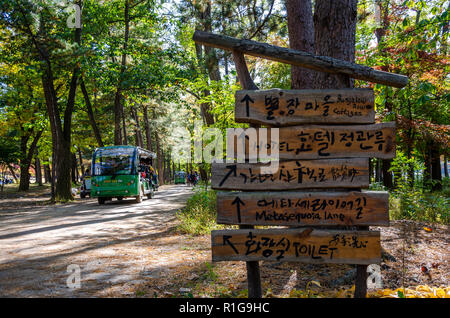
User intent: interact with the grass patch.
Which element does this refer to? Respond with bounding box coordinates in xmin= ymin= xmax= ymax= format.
xmin=176 ymin=186 xmax=221 ymax=235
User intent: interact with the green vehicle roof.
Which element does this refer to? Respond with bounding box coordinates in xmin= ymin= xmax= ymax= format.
xmin=94 ymin=145 xmax=156 ymax=158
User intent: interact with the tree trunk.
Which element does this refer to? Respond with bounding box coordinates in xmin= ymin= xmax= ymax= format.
xmin=77 ymin=146 xmax=85 ymax=176
xmin=19 ymin=130 xmax=43 ymax=191
xmin=36 ymin=9 xmax=82 ymax=201
xmin=430 ymin=140 xmax=442 ymax=191
xmin=312 ymin=0 xmax=365 ymax=298
xmin=286 ymin=0 xmax=316 ymax=89
xmin=313 ymin=0 xmax=358 ymax=89
xmin=80 ymin=77 xmax=104 ymax=147
xmin=35 ymin=148 xmax=42 ymax=186
xmin=72 ymin=153 xmax=78 ymax=184
xmin=17 ymin=134 xmax=31 ymax=189
xmin=155 ymin=132 xmax=163 ymax=185
xmin=131 ymin=105 xmax=144 ymax=148
xmin=122 ymin=102 xmax=128 ymax=145
xmin=194 ymin=0 xmax=216 ymax=126
xmin=172 ymin=161 xmax=175 ymax=183
xmin=18 ymin=163 xmax=31 ymax=191
xmin=113 ymin=91 xmax=123 ymax=145
xmin=55 ymin=139 xmax=74 ymax=200
xmin=143 ymin=105 xmax=152 ymax=151
xmin=382 ymin=159 xmax=393 ymax=189
xmin=8 ymin=164 xmax=18 ymax=183
xmin=444 ymin=155 xmax=448 ymax=178
xmin=423 ymin=138 xmax=442 ymax=192
xmin=43 ymin=164 xmax=50 ymax=184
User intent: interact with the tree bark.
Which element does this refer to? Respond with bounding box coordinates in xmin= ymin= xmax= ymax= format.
xmin=55 ymin=22 xmax=82 ymax=200
xmin=313 ymin=0 xmax=358 ymax=89
xmin=18 ymin=130 xmax=43 ymax=191
xmin=155 ymin=131 xmax=164 ymax=185
xmin=143 ymin=105 xmax=152 ymax=151
xmin=426 ymin=139 xmax=442 ymax=191
xmin=35 ymin=148 xmax=42 ymax=186
xmin=131 ymin=105 xmax=144 ymax=148
xmin=36 ymin=7 xmax=82 ymax=201
xmin=286 ymin=0 xmax=316 ymax=89
xmin=77 ymin=147 xmax=85 ymax=176
xmin=312 ymin=0 xmax=368 ymax=298
xmin=43 ymin=164 xmax=50 ymax=184
xmin=444 ymin=155 xmax=448 ymax=178
xmin=72 ymin=153 xmax=78 ymax=184
xmin=80 ymin=77 xmax=104 ymax=147
xmin=194 ymin=1 xmax=216 ymax=126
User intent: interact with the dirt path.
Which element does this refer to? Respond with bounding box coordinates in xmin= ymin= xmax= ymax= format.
xmin=0 ymin=184 xmax=194 ymax=297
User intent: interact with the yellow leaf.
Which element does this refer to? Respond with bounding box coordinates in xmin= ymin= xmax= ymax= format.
xmin=335 ymin=289 xmax=348 ymax=298
xmin=434 ymin=289 xmax=445 ymax=298
xmin=383 ymin=289 xmax=394 ymax=296
xmin=310 ymin=280 xmax=321 ymax=287
xmin=416 ymin=285 xmax=431 ymax=292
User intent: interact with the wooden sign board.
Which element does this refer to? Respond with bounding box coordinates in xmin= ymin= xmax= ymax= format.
xmin=211 ymin=158 xmax=369 ymax=190
xmin=230 ymin=122 xmax=396 ymax=160
xmin=211 ymin=228 xmax=381 ymax=265
xmin=235 ymin=88 xmax=375 ymax=125
xmin=216 ymin=191 xmax=389 ymax=227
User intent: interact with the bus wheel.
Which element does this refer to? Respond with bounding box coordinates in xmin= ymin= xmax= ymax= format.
xmin=98 ymin=197 xmax=105 ymax=205
xmin=135 ymin=187 xmax=143 ymax=203
xmin=117 ymin=197 xmax=123 ymax=201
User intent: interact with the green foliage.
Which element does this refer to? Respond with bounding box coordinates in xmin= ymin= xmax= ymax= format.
xmin=389 ymin=152 xmax=449 ymax=224
xmin=390 ymin=189 xmax=449 ymax=224
xmin=0 ymin=136 xmax=20 ymax=165
xmin=201 ymin=262 xmax=218 ymax=282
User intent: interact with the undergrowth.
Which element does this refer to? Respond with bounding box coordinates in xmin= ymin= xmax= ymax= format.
xmin=176 ymin=186 xmax=228 ymax=235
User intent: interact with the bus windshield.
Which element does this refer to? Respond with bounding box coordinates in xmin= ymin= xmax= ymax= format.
xmin=92 ymin=147 xmax=136 ymax=176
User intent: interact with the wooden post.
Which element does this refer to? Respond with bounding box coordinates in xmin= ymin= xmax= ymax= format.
xmin=193 ymin=31 xmax=408 ymax=88
xmin=355 ymin=225 xmax=369 ymax=298
xmin=232 ymin=50 xmax=262 ymax=299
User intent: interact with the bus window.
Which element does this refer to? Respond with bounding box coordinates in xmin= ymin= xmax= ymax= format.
xmin=92 ymin=147 xmax=135 ymax=176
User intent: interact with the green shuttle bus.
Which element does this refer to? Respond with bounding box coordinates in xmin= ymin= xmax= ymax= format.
xmin=91 ymin=146 xmax=157 ymax=204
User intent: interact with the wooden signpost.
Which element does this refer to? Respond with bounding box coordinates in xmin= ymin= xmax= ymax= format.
xmin=211 ymin=158 xmax=370 ymax=190
xmin=216 ymin=191 xmax=389 ymax=227
xmin=235 ymin=88 xmax=375 ymax=125
xmin=193 ymin=30 xmax=405 ymax=298
xmin=211 ymin=228 xmax=381 ymax=265
xmin=233 ymin=122 xmax=396 ymax=160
